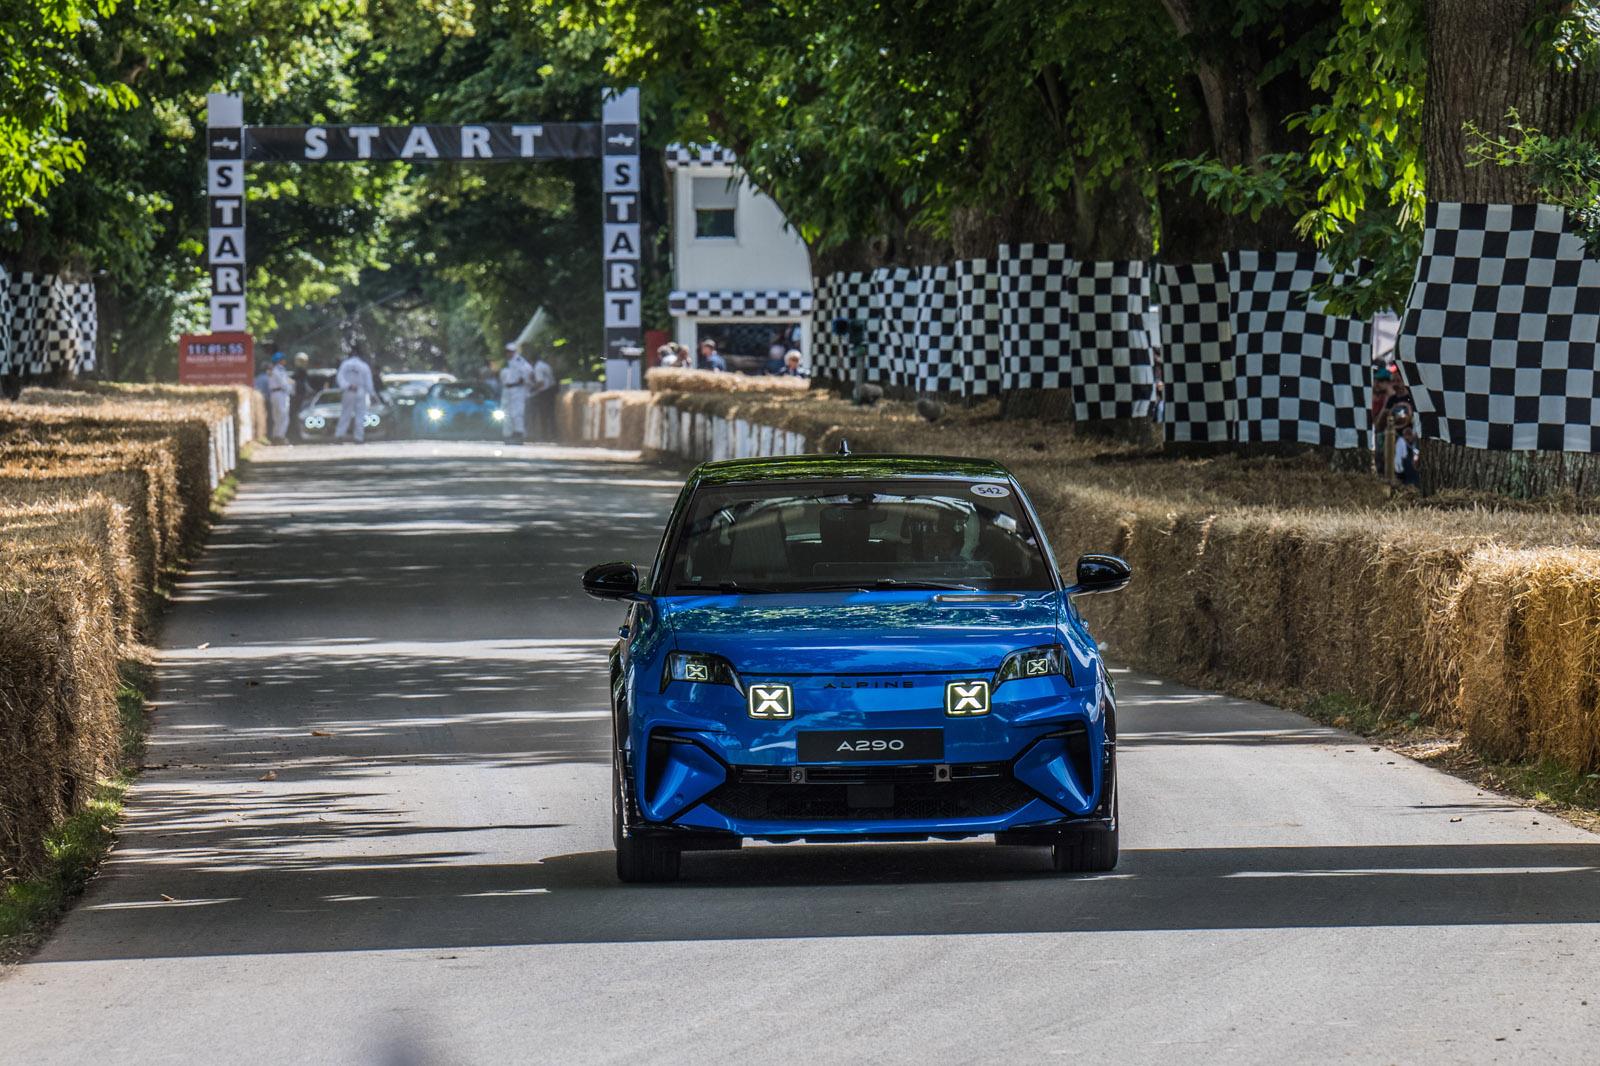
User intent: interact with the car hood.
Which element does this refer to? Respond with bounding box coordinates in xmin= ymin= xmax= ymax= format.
xmin=658 ymin=591 xmax=1060 ymax=675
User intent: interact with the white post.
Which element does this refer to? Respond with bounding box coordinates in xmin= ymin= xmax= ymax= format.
xmin=206 ymin=93 xmax=247 ymax=333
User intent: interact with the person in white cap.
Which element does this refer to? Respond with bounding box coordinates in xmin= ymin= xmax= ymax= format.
xmin=498 ymin=342 xmax=533 ymax=443
xmin=266 ymin=352 xmax=294 ymax=444
xmin=334 ymin=347 xmax=377 ymax=444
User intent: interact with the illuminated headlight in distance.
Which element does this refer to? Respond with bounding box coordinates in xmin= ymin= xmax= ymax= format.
xmin=364 ymin=414 xmax=381 ymax=428
xmin=426 ymin=407 xmax=444 ymax=421
xmin=994 ymin=644 xmax=1070 ymax=687
xmin=663 ymin=651 xmax=742 ymax=692
xmin=304 ymin=415 xmax=326 ymax=429
xmin=491 ymin=409 xmax=505 ymax=422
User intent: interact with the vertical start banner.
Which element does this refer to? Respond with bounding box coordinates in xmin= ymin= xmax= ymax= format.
xmin=602 ymin=88 xmax=642 ymax=390
xmin=206 ymin=93 xmax=247 ymax=333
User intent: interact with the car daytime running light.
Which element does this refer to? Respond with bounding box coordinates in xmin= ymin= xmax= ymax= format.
xmin=363 ymin=414 xmax=381 ymax=427
xmin=491 ymin=409 xmax=505 ymax=422
xmin=663 ymin=651 xmax=744 ymax=693
xmin=994 ymin=644 xmax=1070 ymax=687
xmin=304 ymin=416 xmax=326 ymax=429
xmin=426 ymin=407 xmax=444 ymax=421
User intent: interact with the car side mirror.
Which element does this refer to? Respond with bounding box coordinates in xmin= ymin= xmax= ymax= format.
xmin=1069 ymin=553 xmax=1131 ymax=596
xmin=583 ymin=561 xmax=646 ymax=601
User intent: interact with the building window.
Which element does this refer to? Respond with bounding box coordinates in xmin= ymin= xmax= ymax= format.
xmin=692 ymin=176 xmax=737 ymax=239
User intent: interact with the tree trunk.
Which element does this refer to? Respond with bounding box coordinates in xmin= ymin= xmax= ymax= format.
xmin=1420 ymin=0 xmax=1600 ymax=497
xmin=1425 ymin=0 xmax=1600 ymax=202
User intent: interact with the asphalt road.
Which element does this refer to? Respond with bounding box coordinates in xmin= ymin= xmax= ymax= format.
xmin=2 ymin=440 xmax=1599 ymax=1064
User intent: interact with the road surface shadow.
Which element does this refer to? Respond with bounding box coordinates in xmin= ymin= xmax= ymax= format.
xmin=35 ymin=839 xmax=1600 ymax=962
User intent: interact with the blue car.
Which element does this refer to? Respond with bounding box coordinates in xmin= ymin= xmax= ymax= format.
xmin=583 ymin=452 xmax=1131 ymax=882
xmin=413 ymin=382 xmax=503 ymax=439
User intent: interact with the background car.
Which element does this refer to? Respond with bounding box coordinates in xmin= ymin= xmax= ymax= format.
xmin=297 ymin=388 xmax=393 ymax=441
xmin=413 ymin=382 xmax=503 ymax=439
xmin=381 ymin=372 xmax=457 ymax=436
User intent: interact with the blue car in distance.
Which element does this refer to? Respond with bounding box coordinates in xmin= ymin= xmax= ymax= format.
xmin=413 ymin=382 xmax=503 ymax=439
xmin=583 ymin=452 xmax=1132 ymax=882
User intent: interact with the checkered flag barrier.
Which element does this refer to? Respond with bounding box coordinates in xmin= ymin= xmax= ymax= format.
xmin=810 ymin=271 xmax=876 ymax=385
xmin=878 ymin=266 xmax=919 ymax=387
xmin=956 ymin=259 xmax=1004 ymax=397
xmin=1227 ymin=251 xmax=1370 ymax=448
xmin=664 ymin=143 xmax=739 ymax=169
xmin=913 ymin=265 xmax=962 ymax=395
xmin=1158 ymin=262 xmax=1235 ymax=442
xmin=1400 ymin=202 xmax=1600 ymax=451
xmin=59 ymin=279 xmax=97 ymax=373
xmin=667 ymin=290 xmax=813 ymax=318
xmin=1067 ymin=260 xmax=1157 ymax=420
xmin=998 ymin=243 xmax=1072 ymax=391
xmin=0 ymin=265 xmax=11 ymax=376
xmin=7 ymin=271 xmax=51 ymax=375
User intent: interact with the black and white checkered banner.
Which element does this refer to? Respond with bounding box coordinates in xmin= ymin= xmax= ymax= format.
xmin=1066 ymin=260 xmax=1157 ymax=420
xmin=998 ymin=243 xmax=1072 ymax=391
xmin=0 ymin=265 xmax=10 ymax=376
xmin=1228 ymin=251 xmax=1369 ymax=448
xmin=668 ymin=290 xmax=813 ymax=317
xmin=2 ymin=272 xmax=96 ymax=376
xmin=1158 ymin=262 xmax=1234 ymax=442
xmin=1400 ymin=202 xmax=1600 ymax=452
xmin=957 ymin=259 xmax=1004 ymax=397
xmin=664 ymin=144 xmax=739 ymax=169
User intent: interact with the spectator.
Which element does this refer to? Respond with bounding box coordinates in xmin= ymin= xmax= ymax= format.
xmin=765 ymin=341 xmax=787 ymax=375
xmin=266 ymin=353 xmax=293 ymax=444
xmin=254 ymin=359 xmax=273 ymax=407
xmin=498 ymin=343 xmax=533 ymax=444
xmin=529 ymin=349 xmax=557 ymax=442
xmin=1370 ymin=366 xmax=1394 ymax=473
xmin=657 ymin=344 xmax=681 ymax=369
xmin=1395 ymin=424 xmax=1421 ymax=487
xmin=698 ymin=339 xmax=727 ymax=373
xmin=478 ymin=358 xmax=501 ymax=400
xmin=290 ymin=352 xmax=313 ymax=441
xmin=777 ymin=350 xmax=808 ymax=378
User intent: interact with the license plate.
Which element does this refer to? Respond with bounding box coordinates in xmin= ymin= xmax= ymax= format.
xmin=797 ymin=729 xmax=944 ymax=762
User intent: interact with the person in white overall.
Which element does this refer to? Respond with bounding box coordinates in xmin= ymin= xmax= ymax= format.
xmin=498 ymin=344 xmax=534 ymax=443
xmin=335 ymin=350 xmax=377 ymax=443
xmin=266 ymin=353 xmax=293 ymax=444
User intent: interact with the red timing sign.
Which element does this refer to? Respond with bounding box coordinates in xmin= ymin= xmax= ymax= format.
xmin=178 ymin=332 xmax=254 ymax=385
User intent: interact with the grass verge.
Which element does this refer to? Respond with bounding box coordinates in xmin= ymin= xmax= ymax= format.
xmin=0 ymin=661 xmax=152 ymax=964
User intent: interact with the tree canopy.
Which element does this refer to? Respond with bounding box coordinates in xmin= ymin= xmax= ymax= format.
xmin=5 ymin=0 xmax=1598 ymax=380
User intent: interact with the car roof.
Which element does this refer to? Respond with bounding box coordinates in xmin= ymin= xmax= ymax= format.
xmin=690 ymin=453 xmax=1012 ymax=486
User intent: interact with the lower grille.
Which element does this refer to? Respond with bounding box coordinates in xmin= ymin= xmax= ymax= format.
xmin=704 ymin=764 xmax=1035 ymax=821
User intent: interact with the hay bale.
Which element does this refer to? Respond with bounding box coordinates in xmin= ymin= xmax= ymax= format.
xmin=0 ymin=400 xmax=224 ymax=551
xmin=0 ymin=495 xmax=138 ymax=642
xmin=59 ymin=381 xmax=263 ymax=447
xmin=0 ymin=438 xmax=181 ymax=570
xmin=0 ymin=551 xmax=120 ymax=878
xmin=646 ymin=367 xmax=810 ymax=395
xmin=0 ymin=461 xmax=163 ymax=602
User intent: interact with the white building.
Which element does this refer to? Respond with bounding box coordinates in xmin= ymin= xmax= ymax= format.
xmin=666 ymin=145 xmax=814 ymax=372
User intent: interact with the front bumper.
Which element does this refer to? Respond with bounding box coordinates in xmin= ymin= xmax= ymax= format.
xmin=628 ymin=696 xmax=1109 ymax=843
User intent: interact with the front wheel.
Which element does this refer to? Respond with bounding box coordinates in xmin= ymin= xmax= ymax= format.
xmin=613 ymin=749 xmax=680 ymax=883
xmin=1050 ymin=789 xmax=1118 ymax=873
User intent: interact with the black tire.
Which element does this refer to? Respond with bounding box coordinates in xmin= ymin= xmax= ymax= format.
xmin=613 ymin=749 xmax=680 ymax=883
xmin=1049 ymin=790 xmax=1119 ymax=873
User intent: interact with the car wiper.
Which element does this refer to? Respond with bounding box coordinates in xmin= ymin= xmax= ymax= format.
xmin=712 ymin=581 xmax=781 ymax=594
xmin=803 ymin=579 xmax=981 ymax=592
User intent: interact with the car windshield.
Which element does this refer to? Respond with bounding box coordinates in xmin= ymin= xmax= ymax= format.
xmin=431 ymin=384 xmax=490 ymax=402
xmin=664 ymin=478 xmax=1054 ymax=594
xmin=312 ymin=389 xmax=341 ymax=405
